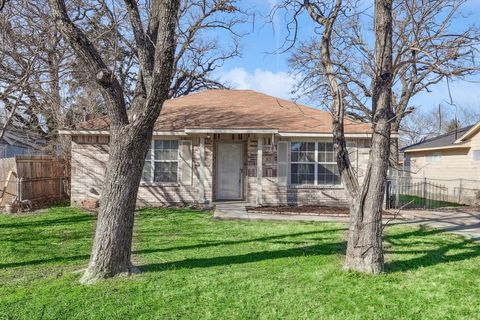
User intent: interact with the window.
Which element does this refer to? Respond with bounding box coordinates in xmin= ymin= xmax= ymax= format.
xmin=473 ymin=150 xmax=480 ymax=161
xmin=290 ymin=142 xmax=315 ymax=184
xmin=403 ymin=156 xmax=411 ymax=169
xmin=290 ymin=142 xmax=341 ymax=185
xmin=426 ymin=152 xmax=441 ymax=163
xmin=142 ymin=140 xmax=179 ymax=183
xmin=317 ymin=142 xmax=341 ymax=185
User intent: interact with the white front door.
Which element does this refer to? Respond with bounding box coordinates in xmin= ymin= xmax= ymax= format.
xmin=216 ymin=142 xmax=244 ymax=200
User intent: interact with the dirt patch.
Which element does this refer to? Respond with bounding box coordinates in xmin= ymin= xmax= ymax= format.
xmin=247 ymin=205 xmax=399 ymax=218
xmin=247 ymin=205 xmax=349 ymax=216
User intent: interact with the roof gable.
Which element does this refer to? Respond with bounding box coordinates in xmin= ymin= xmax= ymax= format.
xmin=456 ymin=121 xmax=480 ymax=142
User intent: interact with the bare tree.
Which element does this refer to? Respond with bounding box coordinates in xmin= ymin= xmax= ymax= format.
xmin=44 ymin=0 xmax=246 ymax=283
xmin=1 ymin=0 xmax=245 ymax=282
xmin=169 ymin=0 xmax=244 ymax=97
xmin=401 ymin=104 xmax=480 ymax=146
xmin=1 ymin=0 xmax=244 ymax=137
xmin=47 ymin=0 xmax=181 ymax=283
xmin=289 ymin=0 xmax=480 ymax=162
xmin=0 ymin=0 xmax=120 ymax=157
xmin=0 ymin=0 xmax=9 ymax=11
xmin=274 ymin=0 xmax=394 ymax=273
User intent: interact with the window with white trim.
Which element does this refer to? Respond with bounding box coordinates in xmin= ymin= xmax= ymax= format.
xmin=290 ymin=142 xmax=341 ymax=185
xmin=473 ymin=150 xmax=480 ymax=161
xmin=426 ymin=152 xmax=442 ymax=163
xmin=142 ymin=140 xmax=179 ymax=183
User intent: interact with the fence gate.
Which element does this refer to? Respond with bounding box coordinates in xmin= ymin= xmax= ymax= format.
xmin=386 ymin=177 xmax=453 ymax=209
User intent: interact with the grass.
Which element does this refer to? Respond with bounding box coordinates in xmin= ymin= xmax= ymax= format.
xmin=397 ymin=194 xmax=463 ymax=209
xmin=0 ymin=206 xmax=479 ymax=320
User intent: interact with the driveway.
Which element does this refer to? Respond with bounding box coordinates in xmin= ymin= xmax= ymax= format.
xmin=395 ymin=208 xmax=480 ymax=241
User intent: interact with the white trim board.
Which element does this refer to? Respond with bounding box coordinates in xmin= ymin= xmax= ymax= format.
xmin=185 ymin=128 xmax=278 ymax=134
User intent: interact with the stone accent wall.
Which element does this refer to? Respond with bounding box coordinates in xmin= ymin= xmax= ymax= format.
xmin=70 ymin=134 xmax=370 ymax=208
xmin=246 ymin=137 xmax=370 ymax=207
xmin=71 ymin=138 xmax=109 ymax=204
xmin=70 ymin=135 xmax=214 ymax=207
xmin=247 ymin=176 xmax=349 ymax=206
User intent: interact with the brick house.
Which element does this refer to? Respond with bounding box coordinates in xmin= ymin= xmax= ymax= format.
xmin=61 ymin=89 xmax=377 ymax=207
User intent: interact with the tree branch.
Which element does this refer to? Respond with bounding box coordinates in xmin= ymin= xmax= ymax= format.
xmin=48 ymin=0 xmax=128 ymax=126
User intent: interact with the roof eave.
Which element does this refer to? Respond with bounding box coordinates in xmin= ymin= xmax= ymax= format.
xmin=59 ymin=128 xmax=383 ymax=137
xmin=184 ymin=128 xmax=278 ymax=134
xmin=278 ymin=131 xmax=398 ymax=138
xmin=58 ymin=129 xmax=187 ymax=136
xmin=404 ymin=142 xmax=471 ymax=153
xmin=454 ymin=122 xmax=480 ymax=143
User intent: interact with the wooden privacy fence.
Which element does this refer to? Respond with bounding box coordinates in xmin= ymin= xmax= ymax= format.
xmin=0 ymin=155 xmax=69 ymax=208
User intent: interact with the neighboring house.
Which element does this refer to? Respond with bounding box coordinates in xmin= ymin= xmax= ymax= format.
xmin=402 ymin=122 xmax=480 ymax=204
xmin=0 ymin=128 xmax=45 ymax=158
xmin=60 ymin=89 xmax=380 ymax=207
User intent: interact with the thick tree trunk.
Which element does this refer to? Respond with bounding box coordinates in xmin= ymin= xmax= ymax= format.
xmin=80 ymin=127 xmax=152 ymax=283
xmin=390 ymin=120 xmax=400 ymax=165
xmin=48 ymin=0 xmax=180 ymax=283
xmin=344 ymin=122 xmax=391 ymax=273
xmin=344 ymin=0 xmax=393 ymax=273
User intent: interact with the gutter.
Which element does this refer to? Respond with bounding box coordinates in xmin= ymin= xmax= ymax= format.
xmin=403 ymin=142 xmax=471 ymax=153
xmin=58 ymin=130 xmax=187 ymax=136
xmin=59 ymin=128 xmax=392 ymax=138
xmin=278 ymin=132 xmax=400 ymax=138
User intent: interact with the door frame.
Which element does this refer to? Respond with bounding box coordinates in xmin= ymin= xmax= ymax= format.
xmin=215 ymin=141 xmax=245 ymax=201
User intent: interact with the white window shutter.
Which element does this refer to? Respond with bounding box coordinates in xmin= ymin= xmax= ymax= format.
xmin=277 ymin=141 xmax=289 ymax=186
xmin=179 ymin=140 xmax=193 ymax=185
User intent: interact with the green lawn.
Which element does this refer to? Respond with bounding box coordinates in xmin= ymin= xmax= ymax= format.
xmin=1 ymin=206 xmax=479 ymax=320
xmin=396 ymin=194 xmax=463 ymax=209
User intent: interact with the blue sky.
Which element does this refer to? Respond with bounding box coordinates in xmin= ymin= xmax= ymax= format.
xmin=215 ymin=0 xmax=480 ymax=114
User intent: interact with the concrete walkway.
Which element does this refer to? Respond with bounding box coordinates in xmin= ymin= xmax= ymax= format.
xmin=213 ymin=202 xmax=349 ymax=223
xmin=393 ymin=209 xmax=480 ymax=241
xmin=213 ymin=202 xmax=480 ymax=241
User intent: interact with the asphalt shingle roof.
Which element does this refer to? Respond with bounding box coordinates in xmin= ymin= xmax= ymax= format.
xmin=75 ymin=89 xmax=372 ymax=133
xmin=402 ymin=125 xmax=474 ymax=151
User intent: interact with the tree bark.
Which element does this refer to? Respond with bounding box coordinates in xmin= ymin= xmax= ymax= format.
xmin=48 ymin=0 xmax=180 ymax=283
xmin=344 ymin=0 xmax=393 ymax=273
xmin=390 ymin=120 xmax=400 ymax=165
xmin=81 ymin=0 xmax=179 ymax=284
xmin=303 ymin=0 xmax=392 ymax=273
xmin=80 ymin=127 xmax=152 ymax=282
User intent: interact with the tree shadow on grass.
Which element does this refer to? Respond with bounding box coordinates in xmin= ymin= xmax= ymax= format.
xmin=0 ymin=214 xmax=93 ymax=229
xmin=135 ymin=228 xmax=346 ymax=256
xmin=0 ymin=228 xmax=344 ymax=270
xmin=141 ymin=226 xmax=480 ymax=274
xmin=384 ymin=226 xmax=480 ymax=273
xmin=139 ymin=241 xmax=346 ymax=273
xmin=0 ymin=254 xmax=90 ymax=269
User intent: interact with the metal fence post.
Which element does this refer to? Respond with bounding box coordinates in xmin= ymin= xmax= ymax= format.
xmin=458 ymin=178 xmax=462 ymax=204
xmin=423 ymin=177 xmax=427 ymax=209
xmin=395 ymin=171 xmax=400 ymax=209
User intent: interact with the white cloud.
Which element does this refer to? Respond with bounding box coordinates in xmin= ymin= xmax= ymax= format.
xmin=219 ymin=67 xmax=297 ymax=99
